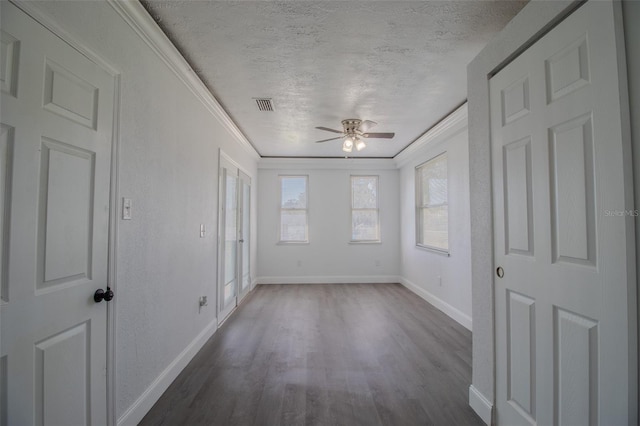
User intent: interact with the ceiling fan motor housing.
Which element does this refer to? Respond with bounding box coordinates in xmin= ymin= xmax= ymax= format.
xmin=341 ymin=119 xmax=362 ymax=136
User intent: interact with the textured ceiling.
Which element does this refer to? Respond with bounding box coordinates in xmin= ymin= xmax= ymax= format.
xmin=142 ymin=0 xmax=527 ymax=158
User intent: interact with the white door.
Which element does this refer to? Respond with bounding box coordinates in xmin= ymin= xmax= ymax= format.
xmin=491 ymin=1 xmax=636 ymax=425
xmin=218 ymin=155 xmax=239 ymax=323
xmin=0 ymin=3 xmax=115 ymax=425
xmin=217 ymin=156 xmax=252 ymax=322
xmin=237 ymin=171 xmax=251 ymax=301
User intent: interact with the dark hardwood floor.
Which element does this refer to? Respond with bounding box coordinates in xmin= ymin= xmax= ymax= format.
xmin=140 ymin=284 xmax=483 ymax=426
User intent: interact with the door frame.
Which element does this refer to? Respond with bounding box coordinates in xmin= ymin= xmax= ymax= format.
xmin=9 ymin=2 xmax=123 ymax=424
xmin=467 ymin=0 xmax=637 ymax=424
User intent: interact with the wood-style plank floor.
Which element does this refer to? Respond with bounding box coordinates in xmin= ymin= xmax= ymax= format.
xmin=140 ymin=284 xmax=483 ymax=426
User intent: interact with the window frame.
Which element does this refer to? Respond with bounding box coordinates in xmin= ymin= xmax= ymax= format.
xmin=415 ymin=152 xmax=450 ymax=255
xmin=278 ymin=175 xmax=309 ymax=244
xmin=350 ymin=175 xmax=381 ymax=243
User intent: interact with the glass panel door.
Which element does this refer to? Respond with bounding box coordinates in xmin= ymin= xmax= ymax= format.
xmin=223 ymin=171 xmax=237 ymax=306
xmin=218 ymin=155 xmax=238 ymax=323
xmin=238 ymin=171 xmax=251 ymax=298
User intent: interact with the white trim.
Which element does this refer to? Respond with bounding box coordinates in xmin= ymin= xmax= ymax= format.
xmin=106 ymin=0 xmax=259 ymax=160
xmin=106 ymin=73 xmax=122 ymax=426
xmin=257 ymin=275 xmax=401 ymax=285
xmin=469 ymin=385 xmax=493 ymax=425
xmin=116 ymin=319 xmax=218 ymax=426
xmin=399 ymin=277 xmax=472 ymax=331
xmin=394 ymin=103 xmax=468 ymax=168
xmin=259 ymin=157 xmax=397 ymax=170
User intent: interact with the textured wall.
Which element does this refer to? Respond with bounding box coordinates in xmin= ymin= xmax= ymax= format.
xmin=25 ymin=1 xmax=259 ymax=421
xmin=257 ymin=162 xmax=400 ymax=282
xmin=398 ymin=127 xmax=472 ymax=327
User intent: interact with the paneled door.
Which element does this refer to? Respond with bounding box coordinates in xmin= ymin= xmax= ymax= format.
xmin=491 ymin=1 xmax=635 ymax=425
xmin=218 ymin=155 xmax=239 ymax=323
xmin=0 ymin=2 xmax=115 ymax=425
xmin=237 ymin=170 xmax=251 ymax=301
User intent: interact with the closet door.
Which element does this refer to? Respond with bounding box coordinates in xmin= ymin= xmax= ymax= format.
xmin=0 ymin=3 xmax=116 ymax=424
xmin=491 ymin=1 xmax=635 ymax=424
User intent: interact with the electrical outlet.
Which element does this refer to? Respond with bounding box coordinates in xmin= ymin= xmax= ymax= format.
xmin=198 ymin=296 xmax=208 ymax=313
xmin=200 ymin=224 xmax=206 ymax=238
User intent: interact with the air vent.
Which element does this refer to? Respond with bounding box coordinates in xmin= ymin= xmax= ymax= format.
xmin=254 ymin=98 xmax=274 ymax=112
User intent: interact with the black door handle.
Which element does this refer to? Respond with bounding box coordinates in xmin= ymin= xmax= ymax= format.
xmin=94 ymin=287 xmax=114 ymax=303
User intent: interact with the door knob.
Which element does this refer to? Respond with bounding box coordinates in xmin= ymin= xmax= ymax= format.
xmin=94 ymin=287 xmax=114 ymax=303
xmin=239 ymin=239 xmax=244 ymax=243
xmin=496 ymin=266 xmax=505 ymax=278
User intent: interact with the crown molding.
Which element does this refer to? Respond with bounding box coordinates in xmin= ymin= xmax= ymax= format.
xmin=394 ymin=102 xmax=468 ymax=168
xmin=107 ymin=0 xmax=259 ymax=160
xmin=258 ymin=157 xmax=397 ymax=170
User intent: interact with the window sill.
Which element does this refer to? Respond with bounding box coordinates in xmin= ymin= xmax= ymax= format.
xmin=277 ymin=241 xmax=309 ymax=245
xmin=416 ymin=244 xmax=450 ymax=256
xmin=349 ymin=240 xmax=382 ymax=245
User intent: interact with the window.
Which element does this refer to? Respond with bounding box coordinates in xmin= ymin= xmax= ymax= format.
xmin=279 ymin=175 xmax=308 ymax=242
xmin=416 ymin=153 xmax=448 ymax=252
xmin=351 ymin=175 xmax=380 ymax=242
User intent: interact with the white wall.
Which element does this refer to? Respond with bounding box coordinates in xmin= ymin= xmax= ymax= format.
xmin=21 ymin=2 xmax=259 ymax=424
xmin=397 ymin=106 xmax=472 ymax=330
xmin=257 ymin=159 xmax=400 ymax=283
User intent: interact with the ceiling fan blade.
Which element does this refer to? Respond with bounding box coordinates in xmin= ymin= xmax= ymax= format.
xmin=315 ymin=136 xmax=344 ymax=143
xmin=315 ymin=126 xmax=344 ymax=134
xmin=359 ymin=120 xmax=377 ymax=132
xmin=362 ymin=132 xmax=395 ymax=139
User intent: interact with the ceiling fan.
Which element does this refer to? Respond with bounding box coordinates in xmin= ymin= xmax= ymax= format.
xmin=315 ymin=119 xmax=395 ymax=153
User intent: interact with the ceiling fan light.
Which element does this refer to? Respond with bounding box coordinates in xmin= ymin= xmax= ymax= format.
xmin=342 ymin=140 xmax=353 ymax=153
xmin=355 ymin=139 xmax=366 ymax=151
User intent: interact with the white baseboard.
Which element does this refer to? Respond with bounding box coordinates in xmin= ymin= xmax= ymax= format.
xmin=399 ymin=277 xmax=472 ymax=331
xmin=469 ymin=385 xmax=493 ymax=425
xmin=256 ymin=275 xmax=401 ymax=284
xmin=117 ymin=318 xmax=218 ymax=426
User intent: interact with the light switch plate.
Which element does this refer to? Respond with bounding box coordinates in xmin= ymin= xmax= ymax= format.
xmin=122 ymin=198 xmax=132 ymax=220
xmin=200 ymin=224 xmax=205 ymax=238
